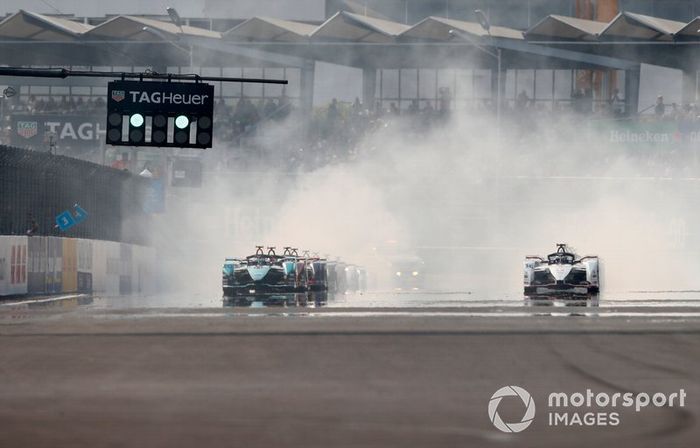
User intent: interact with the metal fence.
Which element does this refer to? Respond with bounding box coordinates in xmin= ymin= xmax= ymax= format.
xmin=0 ymin=145 xmax=151 ymax=245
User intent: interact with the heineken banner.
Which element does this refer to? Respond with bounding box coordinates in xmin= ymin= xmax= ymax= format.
xmin=11 ymin=114 xmax=105 ymax=149
xmin=591 ymin=119 xmax=700 ymax=148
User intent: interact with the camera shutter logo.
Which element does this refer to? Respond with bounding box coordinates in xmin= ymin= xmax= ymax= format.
xmin=111 ymin=90 xmax=125 ymax=102
xmin=488 ymin=386 xmax=536 ymax=433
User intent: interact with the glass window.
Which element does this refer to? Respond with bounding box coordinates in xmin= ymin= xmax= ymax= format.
xmin=201 ymin=67 xmax=221 ymax=96
xmin=263 ymin=68 xmax=284 ymax=98
xmin=285 ymin=68 xmax=301 ymax=98
xmin=454 ymin=69 xmax=473 ymax=99
xmin=535 ymin=70 xmax=553 ymax=99
xmin=242 ymin=68 xmax=263 ymax=98
xmin=473 ymin=69 xmax=491 ymax=99
xmin=381 ymin=69 xmax=399 ymax=100
xmin=418 ymin=69 xmax=437 ymax=99
xmin=222 ymin=68 xmax=243 ymax=97
xmin=400 ymin=69 xmax=418 ymax=99
xmin=516 ymin=69 xmax=535 ymax=98
xmin=554 ymin=70 xmax=572 ymax=99
xmin=505 ymin=70 xmax=515 ymax=100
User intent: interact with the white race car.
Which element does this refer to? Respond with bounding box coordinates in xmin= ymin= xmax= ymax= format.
xmin=523 ymin=244 xmax=599 ymax=295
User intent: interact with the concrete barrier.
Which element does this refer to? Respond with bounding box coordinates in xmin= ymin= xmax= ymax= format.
xmin=0 ymin=235 xmax=155 ymax=297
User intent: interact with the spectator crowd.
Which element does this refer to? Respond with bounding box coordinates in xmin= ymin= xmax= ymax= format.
xmin=4 ymin=87 xmax=700 ymax=174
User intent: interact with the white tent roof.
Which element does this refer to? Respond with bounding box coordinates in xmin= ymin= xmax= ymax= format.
xmin=600 ymin=11 xmax=686 ymax=40
xmin=311 ymin=11 xmax=410 ymax=43
xmin=401 ymin=16 xmax=523 ymax=41
xmin=525 ymin=15 xmax=607 ymax=40
xmin=0 ymin=10 xmax=92 ymax=41
xmin=85 ymin=15 xmax=221 ymax=40
xmin=224 ymin=17 xmax=315 ymax=42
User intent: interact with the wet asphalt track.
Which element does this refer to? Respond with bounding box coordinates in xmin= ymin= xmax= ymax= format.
xmin=0 ymin=291 xmax=699 ymax=448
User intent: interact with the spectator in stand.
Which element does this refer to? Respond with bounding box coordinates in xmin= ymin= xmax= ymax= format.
xmin=246 ymin=99 xmax=260 ymax=125
xmin=26 ymin=219 xmax=39 ymax=236
xmin=421 ymin=101 xmax=435 ymax=128
xmin=438 ymin=87 xmax=451 ymax=116
xmin=327 ymin=98 xmax=339 ymax=121
xmin=655 ymin=95 xmax=665 ymax=118
xmin=571 ymin=88 xmax=584 ymax=113
xmin=374 ymin=100 xmax=384 ymax=117
xmin=59 ymin=96 xmax=70 ymax=114
xmin=352 ymin=97 xmax=362 ymax=116
xmin=583 ymin=88 xmax=593 ymax=114
xmin=263 ymin=98 xmax=277 ymax=118
xmin=278 ymin=93 xmax=291 ymax=119
xmin=45 ymin=96 xmax=57 ymax=112
xmin=609 ymin=88 xmax=623 ymax=115
xmin=390 ymin=102 xmax=400 ymax=115
xmin=515 ymin=90 xmax=530 ymax=111
xmin=27 ymin=95 xmax=37 ymax=113
xmin=408 ymin=99 xmax=419 ymax=115
xmin=111 ymin=152 xmax=129 ymax=171
xmin=670 ymin=102 xmax=680 ymax=120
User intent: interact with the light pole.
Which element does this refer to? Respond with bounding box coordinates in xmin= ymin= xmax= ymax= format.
xmin=166 ymin=7 xmax=193 ymax=69
xmin=142 ymin=7 xmax=193 ymax=70
xmin=142 ymin=26 xmax=193 ymax=69
xmin=448 ymin=9 xmax=502 ymax=132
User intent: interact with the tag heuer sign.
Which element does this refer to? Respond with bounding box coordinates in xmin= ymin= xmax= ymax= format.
xmin=17 ymin=121 xmax=38 ymax=139
xmin=107 ymin=80 xmax=214 ymax=114
xmin=106 ymin=80 xmax=215 ymax=149
xmin=111 ymin=90 xmax=125 ymax=102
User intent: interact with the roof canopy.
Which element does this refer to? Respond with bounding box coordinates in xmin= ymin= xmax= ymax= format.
xmin=401 ymin=16 xmax=523 ymax=41
xmin=84 ymin=15 xmax=221 ymax=41
xmin=525 ymin=15 xmax=606 ymax=41
xmin=600 ymin=12 xmax=686 ymax=41
xmin=2 ymin=9 xmax=700 ymax=71
xmin=0 ymin=10 xmax=92 ymax=41
xmin=224 ymin=17 xmax=315 ymax=42
xmin=310 ymin=11 xmax=409 ymax=43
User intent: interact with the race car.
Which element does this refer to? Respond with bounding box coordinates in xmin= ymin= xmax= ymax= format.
xmin=523 ymin=244 xmax=599 ymax=295
xmin=223 ymin=246 xmax=294 ymax=297
xmin=223 ymin=246 xmax=333 ymax=301
xmin=389 ymin=256 xmax=425 ymax=290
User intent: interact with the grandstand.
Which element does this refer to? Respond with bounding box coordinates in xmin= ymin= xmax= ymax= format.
xmin=2 ymin=2 xmax=700 ymax=165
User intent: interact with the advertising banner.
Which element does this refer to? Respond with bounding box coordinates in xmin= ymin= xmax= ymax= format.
xmin=10 ymin=114 xmax=105 ymax=150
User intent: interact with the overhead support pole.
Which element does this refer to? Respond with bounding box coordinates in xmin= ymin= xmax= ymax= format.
xmin=681 ymin=68 xmax=697 ymax=105
xmin=624 ymin=65 xmax=641 ymax=116
xmin=362 ymin=67 xmax=377 ymax=110
xmin=0 ymin=67 xmax=288 ymax=85
xmin=300 ymin=59 xmax=315 ymax=115
xmin=489 ymin=50 xmax=504 ymax=130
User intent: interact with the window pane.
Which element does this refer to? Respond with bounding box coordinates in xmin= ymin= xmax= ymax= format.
xmin=400 ymin=69 xmax=418 ymax=99
xmin=418 ymin=69 xmax=436 ymax=99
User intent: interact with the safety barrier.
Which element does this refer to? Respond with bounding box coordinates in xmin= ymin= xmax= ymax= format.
xmin=0 ymin=144 xmax=151 ymax=245
xmin=0 ymin=235 xmax=155 ymax=297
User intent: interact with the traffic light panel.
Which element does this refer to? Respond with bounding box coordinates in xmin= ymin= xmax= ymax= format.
xmin=106 ymin=80 xmax=214 ymax=149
